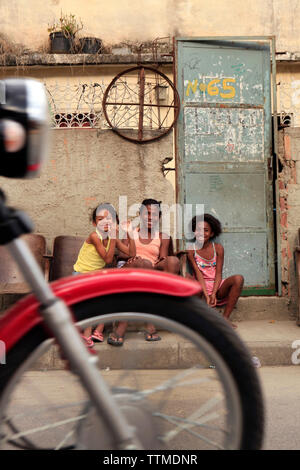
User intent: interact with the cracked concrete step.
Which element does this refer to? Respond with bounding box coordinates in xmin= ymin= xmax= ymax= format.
xmin=0 ymin=296 xmax=294 ymax=324
xmin=231 ymin=297 xmax=293 ymax=321
xmin=31 ymin=320 xmax=300 ymax=370
xmin=236 ymin=320 xmax=300 ymax=366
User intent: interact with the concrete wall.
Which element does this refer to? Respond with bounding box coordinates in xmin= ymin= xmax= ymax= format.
xmin=277 ymin=64 xmax=300 ymax=127
xmin=278 ymin=127 xmax=300 ymax=314
xmin=1 ymin=0 xmax=300 ymax=52
xmin=1 ymin=1 xmax=300 ymax=309
xmin=0 ymin=129 xmax=174 ymax=251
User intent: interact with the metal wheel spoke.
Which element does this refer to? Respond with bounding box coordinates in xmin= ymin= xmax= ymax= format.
xmin=154 ymin=412 xmax=226 ymax=433
xmin=5 ymin=418 xmax=37 ymax=449
xmin=157 ymin=395 xmax=223 ymax=442
xmin=3 ymin=400 xmax=88 ymax=423
xmin=128 ymin=367 xmax=209 ymax=400
xmin=156 ymin=412 xmax=225 ymax=449
xmin=1 ymin=413 xmax=88 ymax=445
xmin=55 ymin=429 xmax=76 ymax=450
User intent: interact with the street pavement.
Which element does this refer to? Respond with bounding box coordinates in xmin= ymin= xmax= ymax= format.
xmin=259 ymin=366 xmax=300 ymax=450
xmin=1 ymin=366 xmax=300 ymax=450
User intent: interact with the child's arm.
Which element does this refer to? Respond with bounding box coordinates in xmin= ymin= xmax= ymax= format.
xmin=154 ymin=233 xmax=170 ymax=264
xmin=187 ymin=251 xmax=210 ymax=304
xmin=210 ymin=244 xmax=224 ymax=307
xmin=116 ymin=237 xmax=136 ymax=258
xmin=116 ymin=221 xmax=136 ymax=258
xmin=89 ymin=232 xmax=116 ymax=265
xmin=116 ymin=238 xmax=130 ymax=259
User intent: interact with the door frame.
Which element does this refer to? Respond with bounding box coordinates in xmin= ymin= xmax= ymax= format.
xmin=173 ymin=36 xmax=280 ymax=295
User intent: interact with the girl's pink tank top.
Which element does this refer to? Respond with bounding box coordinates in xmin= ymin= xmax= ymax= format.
xmin=193 ymin=242 xmax=227 ymax=306
xmin=135 ymin=229 xmax=161 ymax=266
xmin=193 ymin=242 xmax=217 ymax=283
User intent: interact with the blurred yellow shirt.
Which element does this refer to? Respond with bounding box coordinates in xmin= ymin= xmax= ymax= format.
xmin=73 ymin=232 xmax=110 ymax=273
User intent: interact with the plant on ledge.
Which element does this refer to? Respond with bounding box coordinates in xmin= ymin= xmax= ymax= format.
xmin=48 ymin=12 xmax=83 ymax=53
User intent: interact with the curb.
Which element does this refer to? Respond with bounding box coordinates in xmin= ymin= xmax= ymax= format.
xmin=31 ymin=321 xmax=300 ymax=370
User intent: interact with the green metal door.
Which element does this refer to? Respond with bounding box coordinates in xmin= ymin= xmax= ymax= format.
xmin=175 ymin=38 xmax=275 ymax=294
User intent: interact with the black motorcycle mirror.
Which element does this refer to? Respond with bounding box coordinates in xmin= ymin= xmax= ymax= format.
xmin=0 ymin=78 xmax=49 ymax=179
xmin=0 ymin=79 xmax=49 ymax=242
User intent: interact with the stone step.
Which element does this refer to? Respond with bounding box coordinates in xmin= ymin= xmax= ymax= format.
xmin=0 ymin=295 xmax=294 ymax=323
xmin=31 ymin=320 xmax=300 ymax=370
xmin=0 ymin=295 xmax=293 ymax=323
xmin=231 ymin=296 xmax=292 ymax=321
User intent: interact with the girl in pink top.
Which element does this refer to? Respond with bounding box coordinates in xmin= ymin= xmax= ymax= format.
xmin=187 ymin=214 xmax=244 ymax=329
xmin=107 ymin=199 xmax=180 ymax=346
xmin=134 ymin=229 xmax=161 ymax=266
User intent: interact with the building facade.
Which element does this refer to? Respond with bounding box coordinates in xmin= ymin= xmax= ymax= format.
xmin=0 ymin=0 xmax=300 ymax=315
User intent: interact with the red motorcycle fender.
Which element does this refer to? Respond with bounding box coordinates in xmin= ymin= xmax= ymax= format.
xmin=0 ymin=269 xmax=201 ymax=352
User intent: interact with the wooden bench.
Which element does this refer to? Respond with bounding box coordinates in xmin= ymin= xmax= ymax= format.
xmin=49 ymin=234 xmax=179 ymax=280
xmin=49 ymin=235 xmax=85 ymax=281
xmin=0 ymin=234 xmax=48 ymax=294
xmin=0 ymin=234 xmax=187 ymax=294
xmin=0 ymin=234 xmax=192 ymax=329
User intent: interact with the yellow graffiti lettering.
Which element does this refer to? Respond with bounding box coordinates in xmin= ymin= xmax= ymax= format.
xmin=186 ymin=77 xmax=236 ymax=99
xmin=186 ymin=80 xmax=198 ymax=96
xmin=220 ymin=78 xmax=236 ymax=99
xmin=207 ymin=79 xmax=220 ymax=96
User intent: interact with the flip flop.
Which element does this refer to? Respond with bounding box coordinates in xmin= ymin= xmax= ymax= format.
xmin=91 ymin=330 xmax=104 ymax=342
xmin=107 ymin=332 xmax=124 ymax=347
xmin=145 ymin=332 xmax=161 ymax=342
xmin=81 ymin=335 xmax=94 ymax=348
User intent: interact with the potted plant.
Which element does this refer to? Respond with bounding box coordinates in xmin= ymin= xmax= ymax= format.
xmin=48 ymin=12 xmax=83 ymax=54
xmin=78 ymin=37 xmax=102 ymax=54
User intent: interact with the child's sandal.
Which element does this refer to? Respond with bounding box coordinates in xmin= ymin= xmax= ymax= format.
xmin=107 ymin=332 xmax=124 ymax=347
xmin=91 ymin=330 xmax=104 ymax=342
xmin=81 ymin=335 xmax=94 ymax=348
xmin=144 ymin=331 xmax=161 ymax=342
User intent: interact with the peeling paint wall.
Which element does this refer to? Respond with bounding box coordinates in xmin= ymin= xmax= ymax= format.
xmin=2 ymin=1 xmax=300 ymax=309
xmin=1 ymin=0 xmax=300 ymax=52
xmin=277 ymin=65 xmax=300 ymax=128
xmin=278 ymin=128 xmax=300 ymax=316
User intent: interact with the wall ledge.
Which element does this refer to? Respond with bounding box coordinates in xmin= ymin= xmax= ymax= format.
xmin=2 ymin=51 xmax=300 ymax=67
xmin=0 ymin=53 xmax=173 ymax=67
xmin=276 ymin=52 xmax=300 ymax=62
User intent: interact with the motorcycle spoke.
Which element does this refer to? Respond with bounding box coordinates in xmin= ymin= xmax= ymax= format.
xmin=1 ymin=413 xmax=88 ymax=445
xmin=156 ymin=395 xmax=223 ymax=442
xmin=127 ymin=367 xmax=211 ymax=401
xmin=3 ymin=400 xmax=88 ymax=423
xmin=55 ymin=429 xmax=76 ymax=450
xmin=156 ymin=411 xmax=225 ymax=449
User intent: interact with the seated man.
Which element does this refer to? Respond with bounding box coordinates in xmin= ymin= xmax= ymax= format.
xmin=108 ymin=198 xmax=180 ymax=346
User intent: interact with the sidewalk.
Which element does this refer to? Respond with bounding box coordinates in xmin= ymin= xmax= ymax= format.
xmin=237 ymin=320 xmax=300 ymax=366
xmin=34 ymin=319 xmax=300 ymax=370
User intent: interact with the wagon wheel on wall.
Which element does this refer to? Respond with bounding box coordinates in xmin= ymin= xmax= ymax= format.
xmin=102 ymin=66 xmax=180 ymax=143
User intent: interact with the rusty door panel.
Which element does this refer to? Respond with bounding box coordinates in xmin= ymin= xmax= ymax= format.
xmin=176 ymin=38 xmax=275 ymax=292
